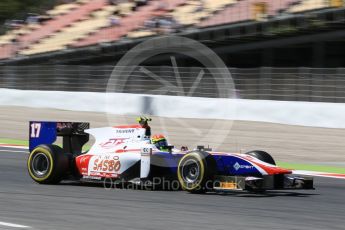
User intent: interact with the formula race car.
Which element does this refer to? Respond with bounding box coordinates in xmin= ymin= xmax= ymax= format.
xmin=27 ymin=120 xmax=314 ymax=193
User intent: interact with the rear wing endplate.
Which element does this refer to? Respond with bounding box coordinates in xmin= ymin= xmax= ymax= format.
xmin=29 ymin=121 xmax=89 ymax=154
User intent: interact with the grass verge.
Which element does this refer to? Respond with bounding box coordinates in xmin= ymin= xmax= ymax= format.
xmin=0 ymin=138 xmax=28 ymax=146
xmin=277 ymin=162 xmax=345 ymax=174
xmin=0 ymin=138 xmax=90 ymax=151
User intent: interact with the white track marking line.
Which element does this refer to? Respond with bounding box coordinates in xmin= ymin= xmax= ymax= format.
xmin=293 ymin=170 xmax=345 ymax=179
xmin=0 ymin=144 xmax=28 ymax=149
xmin=0 ymin=149 xmax=28 ymax=153
xmin=0 ymin=221 xmax=31 ymax=228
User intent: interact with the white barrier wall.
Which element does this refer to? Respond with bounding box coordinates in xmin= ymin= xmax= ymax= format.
xmin=1 ymin=88 xmax=345 ymax=129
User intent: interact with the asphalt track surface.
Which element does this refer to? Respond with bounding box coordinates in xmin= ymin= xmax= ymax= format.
xmin=1 ymin=147 xmax=345 ymax=230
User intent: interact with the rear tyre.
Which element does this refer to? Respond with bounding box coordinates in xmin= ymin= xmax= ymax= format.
xmin=245 ymin=150 xmax=276 ymax=165
xmin=177 ymin=151 xmax=216 ymax=193
xmin=27 ymin=144 xmax=70 ymax=184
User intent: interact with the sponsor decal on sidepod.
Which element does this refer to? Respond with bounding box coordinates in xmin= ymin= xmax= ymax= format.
xmin=233 ymin=162 xmax=254 ymax=171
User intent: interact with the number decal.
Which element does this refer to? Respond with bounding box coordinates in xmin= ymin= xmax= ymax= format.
xmin=30 ymin=123 xmax=42 ymax=138
xmin=141 ymin=147 xmax=152 ymax=156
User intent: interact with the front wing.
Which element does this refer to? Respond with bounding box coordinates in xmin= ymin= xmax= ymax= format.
xmin=213 ymin=174 xmax=314 ymax=191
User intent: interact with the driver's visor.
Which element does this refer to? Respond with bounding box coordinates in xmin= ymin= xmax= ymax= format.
xmin=155 ymin=140 xmax=168 ymax=148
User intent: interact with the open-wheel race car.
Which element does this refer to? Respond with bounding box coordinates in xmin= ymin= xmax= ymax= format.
xmin=27 ymin=119 xmax=314 ymax=193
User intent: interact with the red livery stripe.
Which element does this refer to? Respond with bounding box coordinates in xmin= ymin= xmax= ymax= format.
xmin=115 ymin=149 xmax=141 ymax=153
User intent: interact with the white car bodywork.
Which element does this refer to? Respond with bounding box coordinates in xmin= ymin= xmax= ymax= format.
xmin=77 ymin=126 xmax=155 ymax=179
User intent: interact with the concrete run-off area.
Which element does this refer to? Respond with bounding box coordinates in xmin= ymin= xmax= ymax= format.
xmin=1 ymin=106 xmax=345 ymax=163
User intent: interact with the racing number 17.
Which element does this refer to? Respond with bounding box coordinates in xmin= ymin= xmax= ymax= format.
xmin=30 ymin=123 xmax=41 ymax=138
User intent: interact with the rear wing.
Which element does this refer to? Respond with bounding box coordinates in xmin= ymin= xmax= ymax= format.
xmin=29 ymin=121 xmax=89 ymax=154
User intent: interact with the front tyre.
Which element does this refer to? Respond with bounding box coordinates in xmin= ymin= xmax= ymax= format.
xmin=27 ymin=144 xmax=70 ymax=184
xmin=177 ymin=151 xmax=216 ymax=193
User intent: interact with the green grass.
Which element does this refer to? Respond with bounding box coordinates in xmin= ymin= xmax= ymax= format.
xmin=0 ymin=138 xmax=28 ymax=146
xmin=277 ymin=162 xmax=345 ymax=174
xmin=0 ymin=138 xmax=90 ymax=151
xmin=1 ymin=138 xmax=344 ymax=174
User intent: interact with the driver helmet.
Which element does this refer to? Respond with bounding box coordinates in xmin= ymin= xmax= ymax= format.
xmin=151 ymin=134 xmax=168 ymax=151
